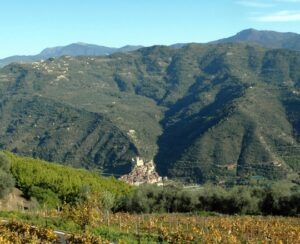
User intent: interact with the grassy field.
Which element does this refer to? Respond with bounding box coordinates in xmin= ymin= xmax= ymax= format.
xmin=0 ymin=210 xmax=299 ymax=243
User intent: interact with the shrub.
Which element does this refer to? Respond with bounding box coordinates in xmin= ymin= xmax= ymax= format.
xmin=0 ymin=153 xmax=15 ymax=198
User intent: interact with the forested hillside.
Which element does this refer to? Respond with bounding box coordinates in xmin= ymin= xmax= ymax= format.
xmin=0 ymin=43 xmax=299 ymax=183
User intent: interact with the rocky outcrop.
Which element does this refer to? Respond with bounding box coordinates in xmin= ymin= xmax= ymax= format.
xmin=0 ymin=188 xmax=37 ymax=211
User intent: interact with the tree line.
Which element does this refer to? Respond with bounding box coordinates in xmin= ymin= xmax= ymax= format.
xmin=115 ymin=183 xmax=299 ymax=216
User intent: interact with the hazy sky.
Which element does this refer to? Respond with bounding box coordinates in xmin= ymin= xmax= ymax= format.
xmin=1 ymin=0 xmax=300 ymax=58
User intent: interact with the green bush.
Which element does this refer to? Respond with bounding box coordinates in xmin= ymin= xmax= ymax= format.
xmin=29 ymin=186 xmax=60 ymax=208
xmin=0 ymin=170 xmax=15 ymax=198
xmin=117 ymin=182 xmax=300 ymax=216
xmin=0 ymin=153 xmax=15 ymax=198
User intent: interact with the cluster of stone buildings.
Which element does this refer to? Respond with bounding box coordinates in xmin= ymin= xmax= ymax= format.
xmin=119 ymin=157 xmax=165 ymax=186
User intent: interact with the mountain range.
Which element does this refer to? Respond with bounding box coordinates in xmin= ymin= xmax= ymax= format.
xmin=0 ymin=43 xmax=143 ymax=68
xmin=0 ymin=29 xmax=300 ymax=184
xmin=213 ymin=28 xmax=300 ymax=50
xmin=2 ymin=28 xmax=300 ymax=68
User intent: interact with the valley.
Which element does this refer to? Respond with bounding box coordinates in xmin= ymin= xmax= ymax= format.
xmin=2 ymin=0 xmax=300 ymax=241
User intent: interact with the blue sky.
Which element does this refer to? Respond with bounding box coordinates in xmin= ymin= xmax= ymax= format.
xmin=1 ymin=0 xmax=300 ymax=58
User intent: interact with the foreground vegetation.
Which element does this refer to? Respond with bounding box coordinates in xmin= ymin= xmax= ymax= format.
xmin=0 ymin=220 xmax=107 ymax=243
xmin=0 ymin=153 xmax=14 ymax=198
xmin=0 ymin=212 xmax=299 ymax=243
xmin=1 ymin=152 xmax=299 ymax=216
xmin=118 ymin=183 xmax=300 ymax=216
xmin=0 ymin=152 xmax=299 ymax=242
xmin=2 ymin=152 xmax=132 ymax=208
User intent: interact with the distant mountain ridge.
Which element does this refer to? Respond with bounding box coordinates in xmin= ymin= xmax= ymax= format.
xmin=0 ymin=43 xmax=143 ymax=67
xmin=2 ymin=28 xmax=300 ymax=68
xmin=213 ymin=28 xmax=300 ymax=50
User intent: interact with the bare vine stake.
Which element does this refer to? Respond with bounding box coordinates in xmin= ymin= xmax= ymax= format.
xmin=135 ymin=219 xmax=138 ymax=235
xmin=138 ymin=216 xmax=141 ymax=244
xmin=106 ymin=211 xmax=109 ymax=226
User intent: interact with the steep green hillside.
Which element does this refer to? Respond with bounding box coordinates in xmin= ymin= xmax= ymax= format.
xmin=155 ymin=44 xmax=300 ymax=183
xmin=0 ymin=96 xmax=138 ymax=175
xmin=0 ymin=43 xmax=299 ymax=183
xmin=4 ymin=152 xmax=132 ymax=207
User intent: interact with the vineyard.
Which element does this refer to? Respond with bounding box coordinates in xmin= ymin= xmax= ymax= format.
xmin=0 ymin=213 xmax=299 ymax=243
xmin=0 ymin=220 xmax=108 ymax=243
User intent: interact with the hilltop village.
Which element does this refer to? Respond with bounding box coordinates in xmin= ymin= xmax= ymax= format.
xmin=120 ymin=157 xmax=166 ymax=186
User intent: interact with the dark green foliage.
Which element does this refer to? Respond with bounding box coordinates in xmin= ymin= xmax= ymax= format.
xmin=260 ymin=182 xmax=300 ymax=216
xmin=0 ymin=153 xmax=14 ymax=198
xmin=0 ymin=170 xmax=15 ymax=198
xmin=0 ymin=153 xmax=11 ymax=172
xmin=117 ymin=182 xmax=300 ymax=216
xmin=29 ymin=186 xmax=60 ymax=208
